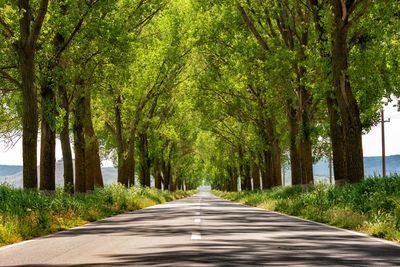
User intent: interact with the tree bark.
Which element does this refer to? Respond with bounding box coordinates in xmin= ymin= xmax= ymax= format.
xmin=170 ymin=175 xmax=177 ymax=191
xmin=252 ymin=161 xmax=261 ymax=190
xmin=231 ymin=167 xmax=238 ymax=192
xmin=227 ymin=165 xmax=238 ymax=192
xmin=271 ymin=142 xmax=282 ymax=187
xmin=154 ymin=159 xmax=162 ymax=189
xmin=138 ymin=133 xmax=151 ymax=187
xmin=266 ymin=118 xmax=282 ymax=187
xmin=327 ymin=97 xmax=347 ymax=182
xmin=331 ymin=1 xmax=364 ymax=183
xmin=127 ymin=138 xmax=136 ymax=187
xmin=113 ymin=95 xmax=128 ymax=186
xmin=73 ymin=94 xmax=86 ymax=193
xmin=59 ymin=86 xmax=74 ymax=194
xmin=261 ymin=150 xmax=272 ymax=189
xmin=82 ymin=92 xmax=103 ymax=190
xmin=17 ymin=0 xmax=49 ymax=190
xmin=161 ymin=159 xmax=171 ymax=190
xmin=287 ymin=107 xmax=302 ymax=185
xmin=39 ymin=82 xmax=56 ymax=192
xmin=300 ymin=136 xmax=313 ymax=185
xmin=239 ymin=147 xmax=251 ymax=191
xmin=20 ymin=51 xmax=39 ymax=189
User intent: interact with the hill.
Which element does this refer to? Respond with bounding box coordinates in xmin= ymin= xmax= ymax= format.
xmin=0 ymin=165 xmax=23 ymax=177
xmin=2 ymin=155 xmax=399 ymax=187
xmin=313 ymin=155 xmax=400 ymax=177
xmin=0 ymin=162 xmax=118 ymax=188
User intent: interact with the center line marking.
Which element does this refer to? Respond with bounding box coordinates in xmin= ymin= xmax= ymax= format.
xmin=191 ymin=233 xmax=201 ymax=240
xmin=194 ymin=218 xmax=201 ymax=223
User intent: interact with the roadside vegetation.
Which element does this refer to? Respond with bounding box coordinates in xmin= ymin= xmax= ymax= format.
xmin=213 ymin=176 xmax=400 ymax=242
xmin=0 ymin=184 xmax=196 ymax=246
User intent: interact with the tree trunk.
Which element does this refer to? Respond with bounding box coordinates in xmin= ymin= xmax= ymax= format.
xmin=327 ymin=97 xmax=347 ymax=182
xmin=177 ymin=176 xmax=183 ymax=191
xmin=60 ymin=85 xmax=74 ymax=194
xmin=266 ymin=118 xmax=282 ymax=187
xmin=238 ymin=146 xmax=251 ymax=191
xmin=83 ymin=92 xmax=104 ymax=189
xmin=287 ymin=107 xmax=302 ymax=185
xmin=73 ymin=94 xmax=86 ymax=193
xmin=300 ymin=137 xmax=313 ymax=185
xmin=19 ymin=49 xmax=39 ymax=189
xmin=127 ymin=138 xmax=136 ymax=187
xmin=113 ymin=95 xmax=128 ymax=186
xmin=231 ymin=167 xmax=238 ymax=192
xmin=261 ymin=150 xmax=273 ymax=189
xmin=154 ymin=159 xmax=162 ymax=189
xmin=252 ymin=162 xmax=261 ymax=190
xmin=138 ymin=133 xmax=151 ymax=187
xmin=39 ymin=82 xmax=56 ymax=192
xmin=17 ymin=0 xmax=49 ymax=190
xmin=170 ymin=175 xmax=177 ymax=191
xmin=331 ymin=4 xmax=364 ymax=183
xmin=299 ymin=105 xmax=314 ymax=185
xmin=271 ymin=142 xmax=282 ymax=187
xmin=161 ymin=159 xmax=171 ymax=190
xmin=227 ymin=165 xmax=238 ymax=192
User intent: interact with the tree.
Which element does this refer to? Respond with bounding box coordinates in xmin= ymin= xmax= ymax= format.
xmin=0 ymin=0 xmax=49 ymax=189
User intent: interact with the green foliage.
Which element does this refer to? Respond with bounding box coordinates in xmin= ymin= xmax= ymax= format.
xmin=0 ymin=184 xmax=197 ymax=246
xmin=214 ymin=175 xmax=400 ymax=242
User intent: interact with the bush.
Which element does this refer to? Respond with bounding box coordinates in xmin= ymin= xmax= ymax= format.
xmin=213 ymin=175 xmax=400 ymax=242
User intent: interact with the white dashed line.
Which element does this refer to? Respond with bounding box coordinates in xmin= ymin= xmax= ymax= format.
xmin=191 ymin=233 xmax=201 ymax=240
xmin=194 ymin=218 xmax=201 ymax=223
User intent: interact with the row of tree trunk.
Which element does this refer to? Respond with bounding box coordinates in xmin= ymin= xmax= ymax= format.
xmin=236 ymin=1 xmax=366 ymax=188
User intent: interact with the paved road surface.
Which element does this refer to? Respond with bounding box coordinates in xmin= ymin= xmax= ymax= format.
xmin=1 ymin=191 xmax=399 ymax=266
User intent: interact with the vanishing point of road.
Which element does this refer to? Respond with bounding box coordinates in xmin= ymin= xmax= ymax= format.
xmin=0 ymin=191 xmax=399 ymax=266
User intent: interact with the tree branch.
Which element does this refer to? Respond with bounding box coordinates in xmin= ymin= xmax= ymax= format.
xmin=0 ymin=16 xmax=15 ymax=39
xmin=28 ymin=0 xmax=49 ymax=49
xmin=344 ymin=1 xmax=370 ymax=32
xmin=0 ymin=69 xmax=22 ymax=88
xmin=237 ymin=4 xmax=270 ymax=51
xmin=53 ymin=9 xmax=91 ymax=61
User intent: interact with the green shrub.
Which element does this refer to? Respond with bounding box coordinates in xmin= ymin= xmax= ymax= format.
xmin=213 ymin=175 xmax=400 ymax=242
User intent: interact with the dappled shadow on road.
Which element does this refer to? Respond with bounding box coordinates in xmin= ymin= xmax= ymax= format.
xmin=9 ymin=194 xmax=400 ymax=267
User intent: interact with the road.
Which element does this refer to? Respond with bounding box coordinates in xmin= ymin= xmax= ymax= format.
xmin=0 ymin=191 xmax=399 ymax=266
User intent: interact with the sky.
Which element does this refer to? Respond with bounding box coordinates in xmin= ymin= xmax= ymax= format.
xmin=0 ymin=99 xmax=399 ymax=166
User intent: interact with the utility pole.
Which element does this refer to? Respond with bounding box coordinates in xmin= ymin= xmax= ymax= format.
xmin=381 ymin=108 xmax=390 ymax=177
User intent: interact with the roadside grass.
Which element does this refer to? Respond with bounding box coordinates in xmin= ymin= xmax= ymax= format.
xmin=213 ymin=175 xmax=400 ymax=242
xmin=0 ymin=183 xmax=197 ymax=246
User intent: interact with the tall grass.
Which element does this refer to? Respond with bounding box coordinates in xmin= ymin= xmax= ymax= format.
xmin=0 ymin=184 xmax=196 ymax=246
xmin=213 ymin=175 xmax=400 ymax=242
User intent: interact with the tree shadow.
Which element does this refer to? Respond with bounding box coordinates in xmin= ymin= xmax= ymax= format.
xmin=7 ymin=194 xmax=400 ymax=267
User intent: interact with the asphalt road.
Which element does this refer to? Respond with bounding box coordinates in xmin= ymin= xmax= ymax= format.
xmin=1 ymin=191 xmax=399 ymax=266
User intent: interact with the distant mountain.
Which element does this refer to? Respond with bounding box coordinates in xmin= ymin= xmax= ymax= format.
xmin=1 ymin=154 xmax=399 ymax=187
xmin=0 ymin=161 xmax=118 ymax=188
xmin=313 ymin=154 xmax=400 ymax=177
xmin=0 ymin=165 xmax=23 ymax=177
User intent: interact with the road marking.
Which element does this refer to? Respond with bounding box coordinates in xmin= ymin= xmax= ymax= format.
xmin=195 ymin=212 xmax=200 ymax=215
xmin=0 ymin=240 xmax=34 ymax=251
xmin=191 ymin=232 xmax=201 ymax=240
xmin=194 ymin=218 xmax=201 ymax=223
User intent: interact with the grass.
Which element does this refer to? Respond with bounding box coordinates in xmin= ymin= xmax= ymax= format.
xmin=213 ymin=175 xmax=400 ymax=242
xmin=0 ymin=183 xmax=197 ymax=246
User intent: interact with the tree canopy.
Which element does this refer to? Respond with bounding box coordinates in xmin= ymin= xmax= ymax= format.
xmin=0 ymin=0 xmax=399 ymax=191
